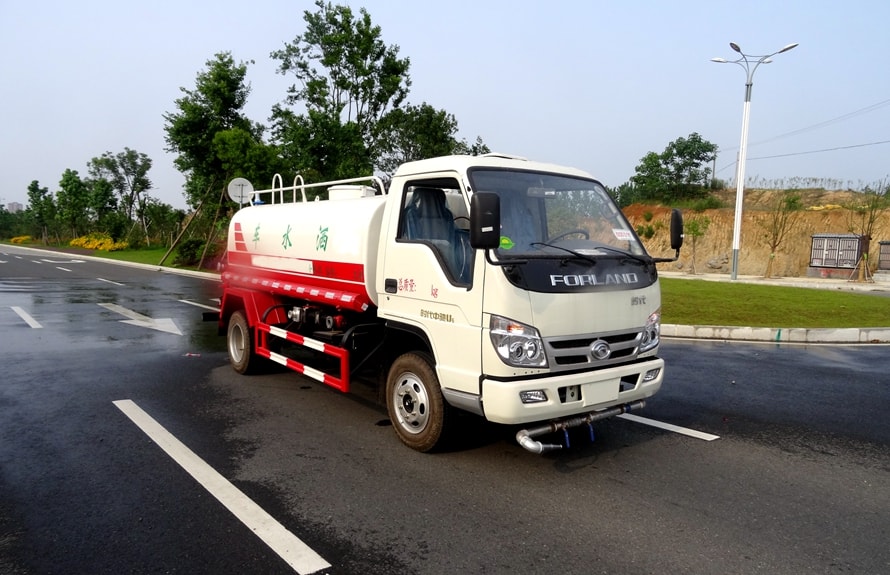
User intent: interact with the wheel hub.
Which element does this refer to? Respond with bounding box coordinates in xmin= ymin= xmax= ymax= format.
xmin=393 ymin=374 xmax=429 ymax=434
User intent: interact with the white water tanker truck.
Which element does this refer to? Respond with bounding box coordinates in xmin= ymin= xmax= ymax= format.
xmin=218 ymin=154 xmax=683 ymax=453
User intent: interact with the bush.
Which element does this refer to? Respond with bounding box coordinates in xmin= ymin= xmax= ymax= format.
xmin=636 ymin=224 xmax=656 ymax=240
xmin=97 ymin=211 xmax=132 ymax=242
xmin=11 ymin=235 xmax=32 ymax=244
xmin=70 ymin=233 xmax=129 ymax=251
xmin=174 ymin=238 xmax=219 ymax=266
xmin=689 ymin=196 xmax=725 ymax=211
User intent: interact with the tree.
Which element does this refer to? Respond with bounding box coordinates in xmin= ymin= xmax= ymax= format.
xmin=844 ymin=180 xmax=888 ymax=243
xmin=271 ymin=107 xmax=371 ymax=184
xmin=86 ymin=176 xmax=126 ymax=239
xmin=663 ymin=133 xmax=717 ymax=191
xmin=88 ymin=149 xmax=153 ymax=221
xmin=609 ymin=182 xmax=643 ymax=208
xmin=26 ymin=180 xmax=55 ymax=244
xmin=270 ymin=0 xmax=411 ymax=178
xmin=630 ymin=152 xmax=670 ymax=202
xmin=56 ymin=169 xmax=91 ymax=238
xmin=758 ymin=191 xmax=802 ymax=278
xmin=164 ymin=52 xmax=263 ymax=208
xmin=454 ymin=135 xmax=491 ymax=157
xmin=271 ymin=0 xmax=410 ymax=144
xmin=684 ymin=215 xmax=710 ymax=275
xmin=630 ymin=133 xmax=718 ymax=203
xmin=88 ymin=148 xmax=154 ymax=245
xmin=212 ymin=128 xmax=286 ymax=186
xmin=141 ymin=198 xmax=186 ymax=248
xmin=844 ymin=179 xmax=889 ymax=281
xmin=0 ymin=205 xmax=28 ymax=240
xmin=375 ymin=102 xmax=488 ymax=176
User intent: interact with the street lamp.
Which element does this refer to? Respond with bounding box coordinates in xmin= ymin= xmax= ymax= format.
xmin=711 ymin=41 xmax=798 ymax=279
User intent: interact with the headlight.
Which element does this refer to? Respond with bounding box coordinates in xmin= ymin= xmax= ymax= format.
xmin=639 ymin=308 xmax=661 ymax=353
xmin=490 ymin=315 xmax=548 ymax=368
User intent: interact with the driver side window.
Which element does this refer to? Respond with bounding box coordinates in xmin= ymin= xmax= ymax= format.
xmin=398 ymin=180 xmax=472 ymax=285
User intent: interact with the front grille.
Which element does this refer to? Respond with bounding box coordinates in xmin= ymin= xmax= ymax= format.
xmin=544 ymin=328 xmax=643 ymax=372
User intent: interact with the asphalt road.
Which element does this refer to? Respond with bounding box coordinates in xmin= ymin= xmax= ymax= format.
xmin=1 ymin=245 xmax=888 ymax=575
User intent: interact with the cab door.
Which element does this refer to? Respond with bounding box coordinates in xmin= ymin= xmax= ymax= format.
xmin=377 ymin=174 xmax=485 ymax=397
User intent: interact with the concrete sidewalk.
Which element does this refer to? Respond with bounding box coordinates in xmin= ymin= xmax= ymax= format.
xmin=659 ymin=270 xmax=890 ymax=344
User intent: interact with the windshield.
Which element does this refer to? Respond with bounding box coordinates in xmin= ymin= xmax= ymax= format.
xmin=469 ymin=169 xmax=646 ymax=259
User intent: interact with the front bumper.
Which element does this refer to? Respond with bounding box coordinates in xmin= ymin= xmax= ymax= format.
xmin=480 ymin=357 xmax=664 ymax=425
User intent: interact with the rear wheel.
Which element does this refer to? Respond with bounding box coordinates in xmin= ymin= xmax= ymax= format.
xmin=386 ymin=352 xmax=451 ymax=452
xmin=227 ymin=310 xmax=256 ymax=374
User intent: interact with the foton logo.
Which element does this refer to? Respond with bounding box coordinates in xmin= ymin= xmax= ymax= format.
xmin=550 ymin=273 xmax=640 ymax=287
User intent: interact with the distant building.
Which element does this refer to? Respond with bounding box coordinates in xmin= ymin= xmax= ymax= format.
xmin=7 ymin=202 xmax=23 ymax=213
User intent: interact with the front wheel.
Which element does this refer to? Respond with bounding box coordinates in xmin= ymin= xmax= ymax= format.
xmin=386 ymin=352 xmax=451 ymax=452
xmin=227 ymin=310 xmax=256 ymax=374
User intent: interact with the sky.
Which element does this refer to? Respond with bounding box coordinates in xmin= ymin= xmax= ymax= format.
xmin=2 ymin=0 xmax=889 ymax=211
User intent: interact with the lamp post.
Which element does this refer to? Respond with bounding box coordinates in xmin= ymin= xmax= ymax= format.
xmin=711 ymin=41 xmax=798 ymax=279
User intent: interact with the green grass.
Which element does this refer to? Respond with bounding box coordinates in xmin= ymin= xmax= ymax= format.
xmin=661 ymin=277 xmax=890 ymax=328
xmin=92 ymin=247 xmax=217 ymax=272
xmin=90 ymin=247 xmax=171 ymax=266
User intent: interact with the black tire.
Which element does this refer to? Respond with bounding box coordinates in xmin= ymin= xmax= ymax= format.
xmin=227 ymin=310 xmax=256 ymax=374
xmin=386 ymin=352 xmax=451 ymax=452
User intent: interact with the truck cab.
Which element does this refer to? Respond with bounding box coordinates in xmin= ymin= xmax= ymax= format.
xmin=374 ymin=154 xmax=679 ymax=452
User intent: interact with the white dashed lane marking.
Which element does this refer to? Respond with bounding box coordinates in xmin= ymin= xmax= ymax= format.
xmin=11 ymin=306 xmax=42 ymax=329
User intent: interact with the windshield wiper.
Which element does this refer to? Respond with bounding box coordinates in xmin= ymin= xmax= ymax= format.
xmin=529 ymin=242 xmax=598 ymax=266
xmin=584 ymin=244 xmax=652 ymax=266
xmin=530 ymin=242 xmax=651 ymax=267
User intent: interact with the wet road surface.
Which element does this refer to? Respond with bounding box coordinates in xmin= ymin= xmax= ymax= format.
xmin=1 ymin=245 xmax=888 ymax=574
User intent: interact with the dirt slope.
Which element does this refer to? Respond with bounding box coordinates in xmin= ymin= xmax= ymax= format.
xmin=624 ymin=189 xmax=888 ymax=277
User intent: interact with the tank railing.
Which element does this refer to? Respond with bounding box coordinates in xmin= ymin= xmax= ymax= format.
xmin=293 ymin=175 xmax=306 ymax=203
xmin=251 ymin=174 xmax=386 ymax=204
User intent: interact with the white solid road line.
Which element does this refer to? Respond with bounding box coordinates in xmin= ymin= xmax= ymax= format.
xmin=11 ymin=306 xmax=42 ymax=329
xmin=113 ymin=399 xmax=331 ymax=575
xmin=617 ymin=413 xmax=721 ymax=441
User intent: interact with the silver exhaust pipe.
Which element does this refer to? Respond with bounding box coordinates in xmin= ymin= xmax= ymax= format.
xmin=515 ymin=400 xmax=646 ymax=454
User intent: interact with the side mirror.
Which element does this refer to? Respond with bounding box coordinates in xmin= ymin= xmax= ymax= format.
xmin=670 ymin=208 xmax=684 ymax=251
xmin=651 ymin=208 xmax=684 ymax=263
xmin=470 ymin=192 xmax=501 ymax=250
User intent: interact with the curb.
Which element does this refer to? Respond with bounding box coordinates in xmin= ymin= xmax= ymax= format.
xmin=661 ymin=324 xmax=890 ymax=344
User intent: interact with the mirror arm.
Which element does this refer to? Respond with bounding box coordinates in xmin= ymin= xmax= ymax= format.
xmin=484 ymin=249 xmax=527 ymax=266
xmin=650 ymin=249 xmax=680 ymax=263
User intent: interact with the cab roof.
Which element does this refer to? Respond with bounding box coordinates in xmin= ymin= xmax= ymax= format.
xmin=392 ymin=153 xmax=597 ymax=181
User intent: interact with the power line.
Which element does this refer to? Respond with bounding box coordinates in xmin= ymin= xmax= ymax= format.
xmin=720 ymin=96 xmax=890 ymax=153
xmin=715 ymin=139 xmax=890 ymax=174
xmin=748 ymin=139 xmax=890 ymax=160
xmin=749 ymin=98 xmax=890 ymax=147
